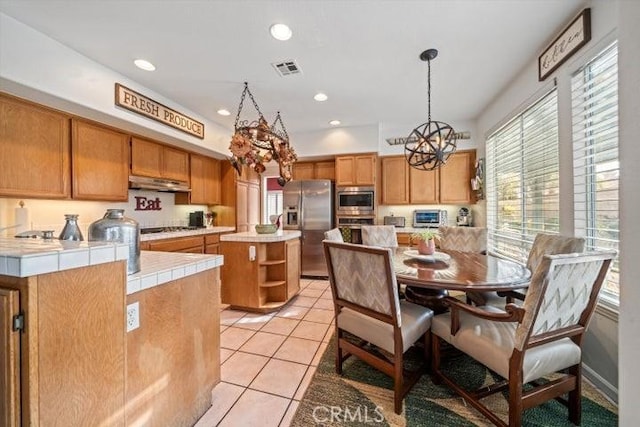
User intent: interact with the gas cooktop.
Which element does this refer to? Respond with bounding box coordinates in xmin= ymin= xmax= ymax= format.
xmin=140 ymin=226 xmax=202 ymax=235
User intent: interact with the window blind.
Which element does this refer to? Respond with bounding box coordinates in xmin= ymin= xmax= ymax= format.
xmin=486 ymin=89 xmax=559 ymax=263
xmin=572 ymin=41 xmax=619 ymax=302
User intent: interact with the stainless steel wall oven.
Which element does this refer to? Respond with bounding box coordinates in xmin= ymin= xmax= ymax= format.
xmin=335 ymin=186 xmax=375 ymax=215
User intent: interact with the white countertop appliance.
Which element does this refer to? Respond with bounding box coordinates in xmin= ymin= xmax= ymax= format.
xmin=413 ymin=209 xmax=447 ymax=228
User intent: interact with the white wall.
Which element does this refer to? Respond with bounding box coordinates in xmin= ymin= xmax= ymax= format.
xmin=290 ymin=124 xmax=379 ymax=157
xmin=617 ymin=0 xmax=640 ymax=423
xmin=0 ymin=192 xmax=207 ymax=238
xmin=0 ymin=13 xmax=231 ymax=158
xmin=476 ymin=0 xmax=639 ymax=406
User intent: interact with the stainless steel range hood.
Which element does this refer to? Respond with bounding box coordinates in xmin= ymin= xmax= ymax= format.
xmin=128 ymin=175 xmax=191 ymax=192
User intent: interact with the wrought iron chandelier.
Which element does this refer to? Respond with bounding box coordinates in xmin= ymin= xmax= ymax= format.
xmin=229 ymin=82 xmax=297 ymax=185
xmin=405 ymin=49 xmax=457 ymax=171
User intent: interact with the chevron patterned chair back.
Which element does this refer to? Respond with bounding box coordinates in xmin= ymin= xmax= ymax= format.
xmin=323 ymin=240 xmax=433 ymax=414
xmin=361 ymin=225 xmax=399 ymax=248
xmin=525 ymin=233 xmax=586 ymax=276
xmin=437 ymin=226 xmax=487 ymax=253
xmin=430 ymin=250 xmax=615 ymax=426
xmin=324 ymin=228 xmax=344 ymax=242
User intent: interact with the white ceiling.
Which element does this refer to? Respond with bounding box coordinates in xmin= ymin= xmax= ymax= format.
xmin=0 ymin=0 xmax=585 ymax=135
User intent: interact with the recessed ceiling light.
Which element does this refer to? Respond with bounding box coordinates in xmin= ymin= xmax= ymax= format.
xmin=134 ymin=59 xmax=156 ymax=71
xmin=217 ymin=109 xmax=231 ymax=116
xmin=270 ymin=23 xmax=292 ymax=41
xmin=314 ymin=93 xmax=328 ymax=102
xmin=329 ymin=120 xmax=341 ymax=126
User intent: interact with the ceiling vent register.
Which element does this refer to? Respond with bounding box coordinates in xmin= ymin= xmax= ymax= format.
xmin=272 ymin=60 xmax=302 ymax=77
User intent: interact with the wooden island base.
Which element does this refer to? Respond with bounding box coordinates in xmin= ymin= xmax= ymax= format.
xmin=220 ymin=231 xmax=301 ymax=313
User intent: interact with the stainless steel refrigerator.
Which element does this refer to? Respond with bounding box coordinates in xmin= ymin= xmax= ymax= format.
xmin=282 ymin=180 xmax=334 ymax=277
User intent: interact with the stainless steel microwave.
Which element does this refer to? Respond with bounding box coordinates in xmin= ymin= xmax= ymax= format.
xmin=336 ymin=187 xmax=375 ymax=215
xmin=413 ymin=209 xmax=447 ymax=228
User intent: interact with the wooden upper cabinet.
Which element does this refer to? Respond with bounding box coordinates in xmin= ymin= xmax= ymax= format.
xmin=410 ymin=167 xmax=439 ymax=204
xmin=292 ymin=160 xmax=335 ymax=181
xmin=178 ymin=154 xmax=220 ymax=205
xmin=379 ymin=151 xmax=473 ymax=205
xmin=206 ymin=157 xmax=221 ymax=205
xmin=130 ymin=137 xmax=162 ymax=178
xmin=71 ymin=119 xmax=129 ymax=201
xmin=130 ymin=137 xmax=189 ymax=182
xmin=314 ymin=161 xmax=335 ymax=181
xmin=162 ymin=146 xmax=189 ymax=182
xmin=335 ymin=154 xmax=376 ymax=186
xmin=439 ymin=150 xmax=476 ymax=204
xmin=292 ymin=162 xmax=315 ymax=180
xmin=381 ymin=156 xmax=409 ymax=204
xmin=0 ymin=94 xmax=70 ymax=199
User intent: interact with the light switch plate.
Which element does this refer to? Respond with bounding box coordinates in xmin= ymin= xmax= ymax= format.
xmin=249 ymin=245 xmax=256 ymax=261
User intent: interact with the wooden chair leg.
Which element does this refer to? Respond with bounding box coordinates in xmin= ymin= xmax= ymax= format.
xmin=423 ymin=331 xmax=431 ymax=368
xmin=568 ymin=364 xmax=582 ymax=425
xmin=431 ymin=334 xmax=442 ymax=385
xmin=508 ymin=371 xmax=523 ymax=427
xmin=394 ymin=352 xmax=404 ymax=414
xmin=336 ymin=329 xmax=343 ymax=375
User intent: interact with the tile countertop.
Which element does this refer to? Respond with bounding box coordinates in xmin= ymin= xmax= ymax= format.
xmin=220 ymin=230 xmax=301 ymax=242
xmin=127 ymin=251 xmax=224 ymax=296
xmin=0 ymin=237 xmax=129 ymax=277
xmin=140 ymin=226 xmax=236 ymax=241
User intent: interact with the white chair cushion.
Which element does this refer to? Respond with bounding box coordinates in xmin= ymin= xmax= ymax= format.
xmin=338 ymin=301 xmax=433 ymax=354
xmin=432 ymin=307 xmax=581 ymax=383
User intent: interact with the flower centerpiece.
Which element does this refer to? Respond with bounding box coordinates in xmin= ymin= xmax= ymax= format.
xmin=411 ymin=229 xmax=439 ymax=255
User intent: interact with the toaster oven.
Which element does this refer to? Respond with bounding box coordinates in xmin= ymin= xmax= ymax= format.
xmin=413 ymin=209 xmax=447 ymax=228
xmin=383 ymin=216 xmax=406 ymax=227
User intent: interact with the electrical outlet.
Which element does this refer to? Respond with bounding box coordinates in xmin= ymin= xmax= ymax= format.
xmin=127 ymin=302 xmax=140 ymax=332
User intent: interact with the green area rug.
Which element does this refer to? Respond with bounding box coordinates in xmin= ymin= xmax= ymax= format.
xmin=292 ymin=336 xmax=617 ymax=426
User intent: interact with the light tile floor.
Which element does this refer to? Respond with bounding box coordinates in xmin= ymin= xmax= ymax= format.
xmin=195 ymin=278 xmax=335 ymax=427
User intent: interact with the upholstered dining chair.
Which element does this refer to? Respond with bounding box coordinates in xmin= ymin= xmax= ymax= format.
xmin=430 ymin=250 xmax=615 ymax=427
xmin=487 ymin=233 xmax=586 ymax=306
xmin=323 ymin=240 xmax=434 ymax=414
xmin=437 ymin=226 xmax=487 ymax=253
xmin=324 ymin=227 xmax=344 ymax=242
xmin=361 ymin=225 xmax=399 ymax=248
xmin=405 ymin=226 xmax=487 ymax=306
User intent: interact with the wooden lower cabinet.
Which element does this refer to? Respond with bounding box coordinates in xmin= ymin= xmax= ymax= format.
xmin=143 ymin=235 xmax=204 ymax=253
xmin=0 ymin=288 xmax=20 ymax=427
xmin=220 ymin=238 xmax=301 ymax=312
xmin=141 ymin=233 xmax=224 ymax=254
xmin=205 ymin=233 xmax=220 ymax=254
xmin=0 ymin=262 xmax=127 ymax=426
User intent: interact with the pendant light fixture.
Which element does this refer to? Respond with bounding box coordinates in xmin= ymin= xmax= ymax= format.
xmin=228 ymin=82 xmax=297 ymax=185
xmin=405 ymin=49 xmax=457 ymax=171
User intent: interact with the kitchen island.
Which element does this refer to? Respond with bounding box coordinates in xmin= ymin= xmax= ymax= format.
xmin=220 ymin=230 xmax=301 ymax=312
xmin=0 ymin=237 xmax=222 ymax=426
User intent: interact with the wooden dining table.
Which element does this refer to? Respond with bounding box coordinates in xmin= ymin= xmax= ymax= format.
xmin=392 ymin=247 xmax=531 ymax=312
